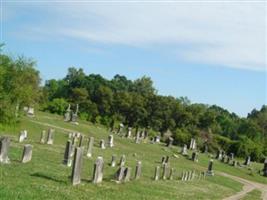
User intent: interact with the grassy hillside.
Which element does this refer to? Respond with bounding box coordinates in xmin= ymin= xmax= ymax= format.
xmin=0 ymin=112 xmax=266 ymax=200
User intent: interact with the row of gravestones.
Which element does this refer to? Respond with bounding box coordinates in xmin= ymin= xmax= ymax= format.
xmin=0 ymin=137 xmax=32 ymax=164
xmin=70 ymin=147 xmax=142 ymax=185
xmin=216 ymin=150 xmax=250 ymax=167
xmin=1 ymin=128 xmax=267 ymax=180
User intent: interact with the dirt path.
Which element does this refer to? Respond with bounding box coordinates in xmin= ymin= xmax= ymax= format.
xmin=220 ymin=172 xmax=267 ymax=200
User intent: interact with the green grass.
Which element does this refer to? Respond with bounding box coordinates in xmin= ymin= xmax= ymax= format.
xmin=241 ymin=189 xmax=262 ymax=200
xmin=0 ymin=111 xmax=265 ymax=199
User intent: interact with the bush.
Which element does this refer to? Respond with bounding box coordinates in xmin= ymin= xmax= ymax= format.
xmin=44 ymin=98 xmax=68 ymax=115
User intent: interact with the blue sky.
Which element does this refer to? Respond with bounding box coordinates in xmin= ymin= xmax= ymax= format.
xmin=1 ymin=1 xmax=266 ymax=117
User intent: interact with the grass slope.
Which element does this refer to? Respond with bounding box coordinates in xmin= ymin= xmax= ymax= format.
xmin=0 ymin=111 xmax=266 ymax=200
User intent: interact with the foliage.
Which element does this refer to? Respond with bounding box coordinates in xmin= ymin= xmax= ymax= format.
xmin=0 ymin=49 xmax=41 ymax=124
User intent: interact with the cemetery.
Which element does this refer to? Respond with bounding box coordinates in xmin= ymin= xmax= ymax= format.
xmin=0 ymin=111 xmax=266 ymax=200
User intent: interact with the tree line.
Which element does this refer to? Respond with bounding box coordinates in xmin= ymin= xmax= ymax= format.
xmin=0 ymin=50 xmax=266 ymax=161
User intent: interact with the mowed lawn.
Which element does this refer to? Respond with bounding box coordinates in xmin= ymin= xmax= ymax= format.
xmin=0 ymin=112 xmax=266 ymax=200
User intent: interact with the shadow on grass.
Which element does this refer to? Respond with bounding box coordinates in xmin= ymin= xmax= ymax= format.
xmin=31 ymin=172 xmax=66 ymax=184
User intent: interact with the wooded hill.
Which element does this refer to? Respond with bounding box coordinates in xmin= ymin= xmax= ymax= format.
xmin=0 ymin=51 xmax=266 ymax=162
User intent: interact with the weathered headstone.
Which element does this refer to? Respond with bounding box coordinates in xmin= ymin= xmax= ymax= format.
xmin=92 ymin=157 xmax=104 ymax=184
xmin=116 ymin=166 xmax=126 ymax=182
xmin=232 ymin=160 xmax=237 ymax=167
xmin=78 ymin=135 xmax=84 ymax=147
xmin=126 ymin=127 xmax=132 ymax=138
xmin=107 ymin=135 xmax=114 ymax=147
xmin=110 ymin=155 xmax=116 ymax=167
xmin=71 ymin=147 xmax=83 ymax=185
xmin=117 ymin=123 xmax=124 ymax=135
xmin=191 ymin=152 xmax=198 ymax=162
xmin=63 ymin=140 xmax=72 ymax=167
xmin=18 ymin=132 xmax=25 ymax=143
xmin=244 ymin=156 xmax=251 ymax=166
xmin=229 ymin=153 xmax=234 ymax=160
xmin=169 ymin=168 xmax=174 ymax=180
xmin=189 ymin=138 xmax=196 ymax=150
xmin=181 ymin=144 xmax=188 ymax=155
xmin=100 ymin=139 xmax=105 ymax=149
xmin=119 ymin=155 xmax=126 ymax=167
xmin=154 ymin=136 xmax=160 ymax=143
xmin=40 ymin=130 xmax=46 ymax=144
xmin=135 ymin=131 xmax=141 ymax=144
xmin=216 ymin=150 xmax=223 ymax=160
xmin=21 ymin=144 xmax=33 ymax=163
xmin=206 ymin=159 xmax=214 ymax=176
xmin=124 ymin=167 xmax=132 ymax=182
xmin=166 ymin=137 xmax=174 ymax=147
xmin=64 ymin=104 xmax=71 ymax=121
xmin=46 ymin=128 xmax=54 ymax=145
xmin=161 ymin=156 xmax=166 ymax=165
xmin=0 ymin=137 xmax=10 ymax=164
xmin=162 ymin=163 xmax=169 ymax=180
xmin=202 ymin=143 xmax=208 ymax=153
xmin=27 ymin=107 xmax=35 ymax=117
xmin=154 ymin=166 xmax=160 ymax=181
xmin=86 ymin=137 xmax=94 ymax=158
xmin=134 ymin=161 xmax=142 ymax=179
xmin=71 ymin=104 xmax=79 ymax=123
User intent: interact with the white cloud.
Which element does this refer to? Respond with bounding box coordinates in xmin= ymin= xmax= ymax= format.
xmin=5 ymin=1 xmax=267 ymax=71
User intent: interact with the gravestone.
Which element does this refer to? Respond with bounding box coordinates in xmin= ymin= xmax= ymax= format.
xmin=27 ymin=107 xmax=35 ymax=117
xmin=232 ymin=160 xmax=237 ymax=167
xmin=169 ymin=168 xmax=174 ymax=180
xmin=18 ymin=130 xmax=27 ymax=143
xmin=181 ymin=144 xmax=188 ymax=155
xmin=244 ymin=156 xmax=251 ymax=166
xmin=124 ymin=167 xmax=132 ymax=182
xmin=161 ymin=156 xmax=166 ymax=165
xmin=110 ymin=155 xmax=116 ymax=167
xmin=86 ymin=137 xmax=94 ymax=158
xmin=46 ymin=128 xmax=54 ymax=145
xmin=189 ymin=138 xmax=197 ymax=150
xmin=0 ymin=137 xmax=10 ymax=164
xmin=181 ymin=171 xmax=185 ymax=181
xmin=63 ymin=140 xmax=72 ymax=167
xmin=134 ymin=161 xmax=142 ymax=179
xmin=165 ymin=156 xmax=170 ymax=165
xmin=119 ymin=155 xmax=126 ymax=167
xmin=21 ymin=144 xmax=33 ymax=163
xmin=162 ymin=163 xmax=169 ymax=180
xmin=40 ymin=130 xmax=46 ymax=144
xmin=126 ymin=127 xmax=132 ymax=138
xmin=116 ymin=166 xmax=126 ymax=182
xmin=229 ymin=153 xmax=234 ymax=160
xmin=216 ymin=150 xmax=223 ymax=160
xmin=100 ymin=139 xmax=105 ymax=149
xmin=64 ymin=104 xmax=71 ymax=121
xmin=71 ymin=147 xmax=83 ymax=185
xmin=191 ymin=152 xmax=198 ymax=162
xmin=107 ymin=135 xmax=114 ymax=147
xmin=78 ymin=135 xmax=84 ymax=147
xmin=166 ymin=137 xmax=173 ymax=147
xmin=71 ymin=104 xmax=79 ymax=123
xmin=154 ymin=136 xmax=160 ymax=143
xmin=263 ymin=159 xmax=267 ymax=177
xmin=135 ymin=131 xmax=141 ymax=144
xmin=92 ymin=157 xmax=104 ymax=184
xmin=206 ymin=159 xmax=214 ymax=176
xmin=202 ymin=143 xmax=208 ymax=153
xmin=117 ymin=123 xmax=124 ymax=135
xmin=154 ymin=166 xmax=160 ymax=181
